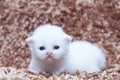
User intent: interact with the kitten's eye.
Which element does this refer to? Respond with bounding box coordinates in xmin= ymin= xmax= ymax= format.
xmin=53 ymin=45 xmax=60 ymax=49
xmin=39 ymin=46 xmax=45 ymax=50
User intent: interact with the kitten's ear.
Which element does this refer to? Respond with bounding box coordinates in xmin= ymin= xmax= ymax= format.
xmin=25 ymin=37 xmax=34 ymax=46
xmin=65 ymin=34 xmax=72 ymax=43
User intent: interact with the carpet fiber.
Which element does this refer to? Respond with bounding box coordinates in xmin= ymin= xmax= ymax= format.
xmin=0 ymin=0 xmax=120 ymax=79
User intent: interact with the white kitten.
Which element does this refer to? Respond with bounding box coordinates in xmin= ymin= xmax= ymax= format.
xmin=26 ymin=24 xmax=71 ymax=74
xmin=66 ymin=41 xmax=106 ymax=74
xmin=26 ymin=24 xmax=106 ymax=74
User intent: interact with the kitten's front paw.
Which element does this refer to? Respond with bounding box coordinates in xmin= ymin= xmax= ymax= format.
xmin=28 ymin=68 xmax=40 ymax=74
xmin=28 ymin=66 xmax=42 ymax=73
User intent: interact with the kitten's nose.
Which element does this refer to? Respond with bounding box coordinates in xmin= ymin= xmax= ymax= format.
xmin=46 ymin=52 xmax=52 ymax=56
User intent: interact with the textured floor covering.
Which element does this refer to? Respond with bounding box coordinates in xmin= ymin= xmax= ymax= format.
xmin=0 ymin=0 xmax=120 ymax=79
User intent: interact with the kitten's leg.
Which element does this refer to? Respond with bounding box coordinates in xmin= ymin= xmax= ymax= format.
xmin=28 ymin=65 xmax=40 ymax=73
xmin=28 ymin=60 xmax=42 ymax=73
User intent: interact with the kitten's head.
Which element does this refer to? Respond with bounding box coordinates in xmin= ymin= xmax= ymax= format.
xmin=26 ymin=24 xmax=72 ymax=61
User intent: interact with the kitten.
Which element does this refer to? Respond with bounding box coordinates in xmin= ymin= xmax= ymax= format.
xmin=26 ymin=24 xmax=106 ymax=74
xmin=26 ymin=24 xmax=72 ymax=74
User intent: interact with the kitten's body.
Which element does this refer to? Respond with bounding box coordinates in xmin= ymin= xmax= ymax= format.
xmin=26 ymin=24 xmax=106 ymax=74
xmin=67 ymin=41 xmax=105 ymax=73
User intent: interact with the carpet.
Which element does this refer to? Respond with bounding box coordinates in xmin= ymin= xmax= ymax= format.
xmin=0 ymin=0 xmax=120 ymax=79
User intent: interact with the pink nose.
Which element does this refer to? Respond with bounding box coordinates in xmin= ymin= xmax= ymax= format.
xmin=46 ymin=52 xmax=52 ymax=56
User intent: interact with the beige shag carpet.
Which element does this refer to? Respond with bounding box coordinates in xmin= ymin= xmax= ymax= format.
xmin=0 ymin=0 xmax=120 ymax=79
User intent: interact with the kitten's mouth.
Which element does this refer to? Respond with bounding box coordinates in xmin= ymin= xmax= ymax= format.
xmin=45 ymin=55 xmax=54 ymax=61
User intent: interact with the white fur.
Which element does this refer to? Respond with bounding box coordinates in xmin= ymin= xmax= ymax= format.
xmin=26 ymin=24 xmax=71 ymax=74
xmin=66 ymin=41 xmax=106 ymax=73
xmin=26 ymin=24 xmax=106 ymax=74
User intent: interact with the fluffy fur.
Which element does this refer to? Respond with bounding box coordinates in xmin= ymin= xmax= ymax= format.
xmin=66 ymin=41 xmax=106 ymax=73
xmin=26 ymin=24 xmax=71 ymax=74
xmin=26 ymin=24 xmax=106 ymax=74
